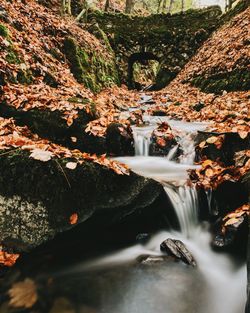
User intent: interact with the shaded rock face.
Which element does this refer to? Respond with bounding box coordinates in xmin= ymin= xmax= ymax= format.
xmin=106 ymin=123 xmax=134 ymax=156
xmin=160 ymin=238 xmax=197 ymax=266
xmin=195 ymin=131 xmax=250 ymax=166
xmin=87 ymin=6 xmax=222 ymax=89
xmin=212 ymin=215 xmax=248 ymax=257
xmin=0 ymin=150 xmax=165 ymax=252
xmin=149 ymin=122 xmax=182 ymax=158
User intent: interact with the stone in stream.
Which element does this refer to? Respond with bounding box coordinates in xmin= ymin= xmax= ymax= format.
xmin=136 ymin=233 xmax=150 ymax=244
xmin=160 ymin=238 xmax=197 ymax=267
xmin=195 ymin=131 xmax=250 ymax=166
xmin=106 ymin=122 xmax=134 ymax=156
xmin=149 ymin=122 xmax=182 ymax=158
xmin=137 ymin=254 xmax=172 ymax=265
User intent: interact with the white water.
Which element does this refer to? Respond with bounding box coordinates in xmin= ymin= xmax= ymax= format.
xmin=62 ymin=117 xmax=246 ymax=313
xmin=164 ymin=184 xmax=199 ymax=237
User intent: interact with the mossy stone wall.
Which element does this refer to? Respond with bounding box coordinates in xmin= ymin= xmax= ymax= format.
xmin=64 ymin=37 xmax=119 ymax=93
xmin=87 ymin=6 xmax=222 ymax=88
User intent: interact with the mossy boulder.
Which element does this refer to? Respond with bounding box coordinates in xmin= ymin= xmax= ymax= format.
xmin=0 ymin=149 xmax=165 ymax=252
xmin=0 ymin=100 xmax=109 ymax=154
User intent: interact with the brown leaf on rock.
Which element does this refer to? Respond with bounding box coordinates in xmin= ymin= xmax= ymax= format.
xmin=69 ymin=213 xmax=78 ymax=225
xmin=222 ymin=204 xmax=249 ymax=233
xmin=0 ymin=248 xmax=20 ymax=267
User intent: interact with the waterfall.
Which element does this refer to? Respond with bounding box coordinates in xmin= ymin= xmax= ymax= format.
xmin=164 ymin=184 xmax=199 ymax=237
xmin=130 ymin=118 xmax=203 ymax=238
xmin=132 ymin=125 xmax=155 ymax=156
xmin=63 ymin=118 xmax=245 ymax=313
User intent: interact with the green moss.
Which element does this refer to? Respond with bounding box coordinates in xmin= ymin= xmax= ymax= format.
xmin=5 ymin=50 xmax=21 ymax=64
xmin=221 ymin=0 xmax=249 ymax=25
xmin=87 ymin=6 xmax=221 ymax=86
xmin=64 ymin=37 xmax=119 ymax=92
xmin=0 ymin=24 xmax=8 ymax=38
xmin=68 ymin=96 xmax=90 ymax=104
xmin=17 ymin=70 xmax=33 ymax=84
xmin=191 ymin=69 xmax=250 ymax=94
xmin=64 ymin=37 xmax=84 ymax=82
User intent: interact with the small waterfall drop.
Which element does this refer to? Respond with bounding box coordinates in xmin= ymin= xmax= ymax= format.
xmin=164 ymin=184 xmax=199 ymax=237
xmin=132 ymin=125 xmax=155 ymax=156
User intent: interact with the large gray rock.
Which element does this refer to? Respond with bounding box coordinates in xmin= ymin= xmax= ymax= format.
xmin=0 ymin=149 xmax=165 ymax=252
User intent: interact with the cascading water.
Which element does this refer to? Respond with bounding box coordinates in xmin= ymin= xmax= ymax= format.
xmin=58 ymin=114 xmax=246 ymax=313
xmin=132 ymin=124 xmax=155 ymax=156
xmin=164 ymin=184 xmax=199 ymax=237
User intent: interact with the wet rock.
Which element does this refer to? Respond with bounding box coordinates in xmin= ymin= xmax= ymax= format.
xmin=137 ymin=254 xmax=172 ymax=265
xmin=79 ymin=305 xmax=97 ymax=313
xmin=247 ymin=215 xmax=250 ymax=313
xmin=149 ymin=122 xmax=182 ymax=158
xmin=160 ymin=239 xmax=197 ymax=266
xmin=195 ymin=131 xmax=250 ymax=165
xmin=152 ymin=110 xmax=167 ymax=116
xmin=106 ymin=123 xmax=134 ymax=156
xmin=136 ymin=233 xmax=150 ymax=244
xmin=0 ymin=149 xmax=165 ymax=252
xmin=211 ymin=213 xmax=248 ymax=257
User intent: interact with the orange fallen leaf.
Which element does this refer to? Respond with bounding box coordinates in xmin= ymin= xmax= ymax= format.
xmin=156 ymin=137 xmax=166 ymax=147
xmin=205 ymin=168 xmax=214 ymax=177
xmin=0 ymin=250 xmax=20 ymax=267
xmin=69 ymin=213 xmax=78 ymax=225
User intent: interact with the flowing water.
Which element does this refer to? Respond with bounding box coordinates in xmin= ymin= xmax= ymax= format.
xmin=56 ymin=114 xmax=246 ymax=313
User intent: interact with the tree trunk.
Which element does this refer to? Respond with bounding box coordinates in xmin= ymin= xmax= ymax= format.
xmin=157 ymin=0 xmax=163 ymax=13
xmin=168 ymin=0 xmax=174 ymax=13
xmin=62 ymin=0 xmax=71 ymax=15
xmin=104 ymin=0 xmax=110 ymax=11
xmin=125 ymin=0 xmax=134 ymax=14
xmin=181 ymin=0 xmax=184 ymax=12
xmin=163 ymin=0 xmax=167 ymax=12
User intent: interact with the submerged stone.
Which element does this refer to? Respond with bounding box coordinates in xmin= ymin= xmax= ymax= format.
xmin=160 ymin=238 xmax=197 ymax=266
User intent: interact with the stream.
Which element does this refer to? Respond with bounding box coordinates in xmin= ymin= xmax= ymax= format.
xmin=51 ymin=99 xmax=246 ymax=313
xmin=5 ymin=96 xmax=246 ymax=313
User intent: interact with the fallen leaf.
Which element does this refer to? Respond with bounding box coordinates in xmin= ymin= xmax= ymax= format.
xmin=8 ymin=279 xmax=38 ymax=309
xmin=0 ymin=250 xmax=20 ymax=267
xmin=30 ymin=149 xmax=53 ymax=162
xmin=206 ymin=136 xmax=218 ymax=144
xmin=66 ymin=162 xmax=77 ymax=170
xmin=69 ymin=213 xmax=78 ymax=225
xmin=238 ymin=131 xmax=248 ymax=139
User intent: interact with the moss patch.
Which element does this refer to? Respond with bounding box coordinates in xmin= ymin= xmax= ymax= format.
xmin=0 ymin=24 xmax=8 ymax=37
xmin=191 ymin=69 xmax=250 ymax=93
xmin=64 ymin=37 xmax=119 ymax=93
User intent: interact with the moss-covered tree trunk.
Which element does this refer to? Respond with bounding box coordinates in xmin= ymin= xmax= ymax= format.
xmin=125 ymin=0 xmax=134 ymax=13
